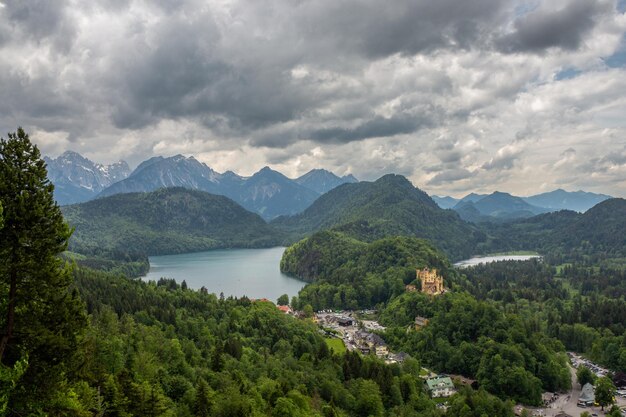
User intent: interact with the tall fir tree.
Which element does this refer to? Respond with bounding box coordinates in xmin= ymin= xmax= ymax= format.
xmin=0 ymin=128 xmax=86 ymax=414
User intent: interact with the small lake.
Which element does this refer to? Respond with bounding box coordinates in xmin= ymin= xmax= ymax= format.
xmin=454 ymin=254 xmax=541 ymax=268
xmin=143 ymin=247 xmax=305 ymax=301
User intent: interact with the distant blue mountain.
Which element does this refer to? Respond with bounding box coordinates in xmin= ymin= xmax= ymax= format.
xmin=96 ymin=156 xmax=321 ymax=219
xmin=435 ymin=188 xmax=612 ymax=222
xmin=47 ymin=152 xmax=359 ymax=220
xmin=431 ymin=195 xmax=459 ymax=209
xmin=452 ymin=192 xmax=549 ymax=223
xmin=230 ymin=167 xmax=320 ymax=220
xmin=98 ymin=155 xmax=223 ymax=197
xmin=523 ymin=189 xmax=612 ymax=213
xmin=295 ymin=169 xmax=358 ymax=194
xmin=459 ymin=193 xmax=488 ymax=204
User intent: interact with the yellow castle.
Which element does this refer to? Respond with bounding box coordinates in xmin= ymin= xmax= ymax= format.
xmin=417 ymin=268 xmax=445 ymax=295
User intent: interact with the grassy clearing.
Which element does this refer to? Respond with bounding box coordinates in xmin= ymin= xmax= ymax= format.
xmin=325 ymin=338 xmax=347 ymax=355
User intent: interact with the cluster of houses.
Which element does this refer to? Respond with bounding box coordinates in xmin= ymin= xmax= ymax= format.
xmin=313 ymin=310 xmax=460 ymax=401
xmin=314 ymin=311 xmax=411 ymax=364
xmin=275 ymin=302 xmax=462 ymax=401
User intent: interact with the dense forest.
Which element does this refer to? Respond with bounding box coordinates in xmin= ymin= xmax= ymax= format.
xmin=0 ymin=129 xmax=520 ymax=416
xmin=63 ymin=187 xmax=284 ymax=256
xmin=281 ymin=233 xmax=572 ymax=405
xmin=282 ymin=231 xmax=456 ymax=310
xmin=3 ymin=128 xmax=626 ymax=415
xmin=480 ymin=199 xmax=626 ymax=265
xmin=282 ymin=229 xmax=626 ymax=408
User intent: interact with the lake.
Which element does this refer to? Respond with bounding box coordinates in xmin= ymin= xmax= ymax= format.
xmin=454 ymin=254 xmax=541 ymax=268
xmin=143 ymin=247 xmax=305 ymax=301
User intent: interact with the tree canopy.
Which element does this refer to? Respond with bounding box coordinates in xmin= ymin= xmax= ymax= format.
xmin=0 ymin=128 xmax=86 ymax=414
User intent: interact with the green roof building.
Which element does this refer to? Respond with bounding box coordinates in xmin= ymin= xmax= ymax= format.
xmin=425 ymin=376 xmax=456 ymax=398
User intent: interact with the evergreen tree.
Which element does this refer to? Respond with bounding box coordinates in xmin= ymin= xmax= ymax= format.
xmin=0 ymin=128 xmax=86 ymax=413
xmin=277 ymin=294 xmax=289 ymax=306
xmin=195 ymin=378 xmax=213 ymax=417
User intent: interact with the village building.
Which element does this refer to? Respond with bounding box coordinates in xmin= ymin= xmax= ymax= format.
xmin=277 ymin=305 xmax=292 ymax=314
xmin=577 ymin=382 xmax=595 ymax=407
xmin=425 ymin=376 xmax=456 ymax=398
xmin=405 ymin=284 xmax=417 ymax=292
xmin=375 ymin=345 xmax=389 ymax=357
xmin=385 ymin=352 xmax=410 ymax=364
xmin=414 ymin=316 xmax=429 ymax=329
xmin=417 ymin=268 xmax=445 ymax=295
xmin=359 ymin=345 xmax=371 ymax=355
xmin=337 ymin=317 xmax=354 ymax=327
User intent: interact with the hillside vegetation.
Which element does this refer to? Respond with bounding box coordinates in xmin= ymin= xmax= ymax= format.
xmin=62 ymin=187 xmax=283 ymax=257
xmin=280 ymin=231 xmax=572 ymax=405
xmin=274 ymin=174 xmax=483 ymax=261
xmin=482 ymin=198 xmax=626 ymax=264
xmin=282 ymin=231 xmax=455 ymax=310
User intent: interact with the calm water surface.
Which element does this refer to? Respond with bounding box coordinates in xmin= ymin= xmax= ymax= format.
xmin=454 ymin=254 xmax=541 ymax=268
xmin=143 ymin=247 xmax=305 ymax=301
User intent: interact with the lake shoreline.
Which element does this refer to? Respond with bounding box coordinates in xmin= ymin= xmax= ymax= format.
xmin=142 ymin=247 xmax=306 ymax=301
xmin=454 ymin=253 xmax=542 ymax=268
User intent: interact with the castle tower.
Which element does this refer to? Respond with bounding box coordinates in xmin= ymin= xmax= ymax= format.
xmin=417 ymin=267 xmax=444 ymax=295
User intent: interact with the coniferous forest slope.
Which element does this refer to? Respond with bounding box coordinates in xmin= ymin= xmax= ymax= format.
xmin=481 ymin=198 xmax=626 ymax=263
xmin=62 ymin=187 xmax=284 ymax=257
xmin=273 ymin=174 xmax=484 ymax=261
xmin=281 ymin=231 xmax=456 ymax=309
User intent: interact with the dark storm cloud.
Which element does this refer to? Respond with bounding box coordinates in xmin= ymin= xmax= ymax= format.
xmin=0 ymin=0 xmax=613 ymax=146
xmin=302 ymin=0 xmax=512 ymax=59
xmin=105 ymin=6 xmax=321 ymax=132
xmin=2 ymin=0 xmax=76 ymax=52
xmin=93 ymin=0 xmax=517 ymax=136
xmin=433 ymin=139 xmax=466 ymax=164
xmin=496 ymin=0 xmax=612 ymax=53
xmin=307 ymin=113 xmax=435 ymax=144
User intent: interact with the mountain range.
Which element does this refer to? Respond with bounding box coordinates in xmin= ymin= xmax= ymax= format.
xmin=452 ymin=191 xmax=549 ymax=222
xmin=60 ymin=169 xmax=626 ymax=266
xmin=294 ymin=169 xmax=358 ymax=194
xmin=47 ymin=151 xmax=614 ymax=224
xmin=272 ymin=174 xmax=482 ymax=260
xmin=46 ymin=152 xmax=357 ymax=220
xmin=432 ymin=189 xmax=612 ymax=221
xmin=44 ymin=151 xmax=131 ymax=205
xmin=523 ymin=189 xmax=613 ymax=212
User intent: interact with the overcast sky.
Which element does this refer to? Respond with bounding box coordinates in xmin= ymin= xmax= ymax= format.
xmin=1 ymin=0 xmax=626 ymax=197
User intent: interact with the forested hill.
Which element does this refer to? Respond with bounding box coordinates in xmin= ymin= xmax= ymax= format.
xmin=483 ymin=198 xmax=626 ymax=262
xmin=62 ymin=187 xmax=283 ymax=256
xmin=281 ymin=231 xmax=457 ymax=310
xmin=272 ymin=174 xmax=483 ymax=261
